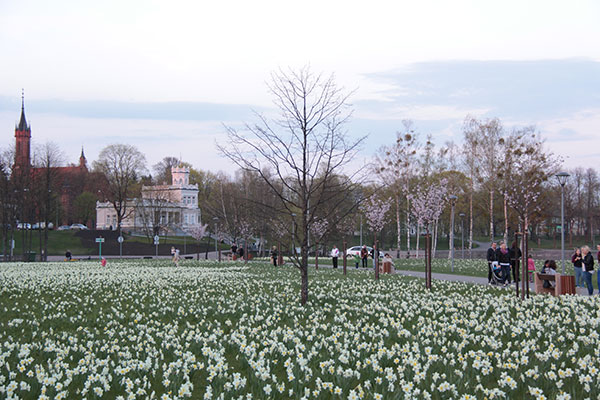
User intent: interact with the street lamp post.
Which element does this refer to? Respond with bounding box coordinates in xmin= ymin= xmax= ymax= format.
xmin=459 ymin=213 xmax=465 ymax=259
xmin=556 ymin=172 xmax=570 ymax=274
xmin=213 ymin=217 xmax=219 ymax=261
xmin=449 ymin=195 xmax=457 ymax=273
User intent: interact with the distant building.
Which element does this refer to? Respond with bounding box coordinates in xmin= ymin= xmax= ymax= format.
xmin=95 ymin=165 xmax=202 ymax=234
xmin=11 ymin=92 xmax=97 ymax=226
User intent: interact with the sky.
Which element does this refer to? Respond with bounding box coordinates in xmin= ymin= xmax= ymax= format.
xmin=1 ymin=0 xmax=599 ymax=173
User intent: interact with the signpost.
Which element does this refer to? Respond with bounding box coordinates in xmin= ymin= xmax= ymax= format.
xmin=154 ymin=235 xmax=160 ymax=257
xmin=95 ymin=237 xmax=105 ymax=259
xmin=117 ymin=235 xmax=124 ymax=257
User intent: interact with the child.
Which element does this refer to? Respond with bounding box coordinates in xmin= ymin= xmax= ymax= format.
xmin=527 ymin=255 xmax=536 ymax=282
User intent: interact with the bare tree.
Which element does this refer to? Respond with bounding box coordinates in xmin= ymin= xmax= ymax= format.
xmin=152 ymin=156 xmax=181 ymax=184
xmin=218 ymin=66 xmax=364 ymax=305
xmin=464 ymin=116 xmax=503 ymax=241
xmin=33 ymin=142 xmax=64 ymax=261
xmin=93 ymin=144 xmax=146 ymax=236
xmin=376 ymin=121 xmax=419 ymax=258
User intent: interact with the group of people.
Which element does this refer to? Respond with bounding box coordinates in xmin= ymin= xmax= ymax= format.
xmin=487 ymin=240 xmax=600 ymax=295
xmin=486 ymin=241 xmax=523 ymax=286
xmin=571 ymin=245 xmax=599 ymax=296
xmin=230 ymin=243 xmax=245 ymax=260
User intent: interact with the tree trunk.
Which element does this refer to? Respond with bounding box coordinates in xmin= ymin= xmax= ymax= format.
xmin=503 ymin=195 xmax=509 ymax=244
xmin=432 ymin=219 xmax=438 ymax=259
xmin=489 ymin=189 xmax=494 ymax=242
xmin=469 ymin=191 xmax=473 ymax=258
xmin=426 ymin=231 xmax=432 ymax=290
xmin=315 ymin=241 xmax=319 ymax=270
xmin=343 ymin=240 xmax=347 ymax=275
xmin=395 ymin=192 xmax=401 ymax=258
xmin=406 ymin=193 xmax=411 ymax=258
xmin=374 ymin=234 xmax=379 ymax=281
xmin=416 ymin=223 xmax=421 ymax=259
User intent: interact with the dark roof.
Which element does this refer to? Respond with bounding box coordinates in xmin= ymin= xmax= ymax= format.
xmin=17 ymin=98 xmax=29 ymax=131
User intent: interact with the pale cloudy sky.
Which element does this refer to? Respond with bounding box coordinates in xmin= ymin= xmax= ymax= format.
xmin=0 ymin=0 xmax=599 ymax=173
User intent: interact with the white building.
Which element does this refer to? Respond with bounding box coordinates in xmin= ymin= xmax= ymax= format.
xmin=96 ymin=165 xmax=202 ymax=234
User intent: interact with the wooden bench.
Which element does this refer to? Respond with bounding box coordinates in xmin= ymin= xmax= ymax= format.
xmin=534 ymin=273 xmax=575 ymax=296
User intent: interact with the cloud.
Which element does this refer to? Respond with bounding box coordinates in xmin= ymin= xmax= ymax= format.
xmin=362 ymin=58 xmax=600 ymax=120
xmin=0 ymin=97 xmax=262 ymax=122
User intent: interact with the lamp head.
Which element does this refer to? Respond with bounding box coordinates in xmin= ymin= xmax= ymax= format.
xmin=556 ymin=172 xmax=570 ymax=187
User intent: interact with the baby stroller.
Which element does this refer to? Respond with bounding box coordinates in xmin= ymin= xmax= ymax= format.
xmin=490 ymin=261 xmax=506 ymax=285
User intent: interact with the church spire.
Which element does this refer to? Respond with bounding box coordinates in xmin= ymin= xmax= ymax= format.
xmin=79 ymin=146 xmax=87 ymax=168
xmin=17 ymin=88 xmax=29 ymax=131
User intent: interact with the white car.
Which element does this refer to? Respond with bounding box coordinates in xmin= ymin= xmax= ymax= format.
xmin=346 ymin=246 xmax=384 ymax=258
xmin=57 ymin=225 xmax=71 ymax=231
xmin=70 ymin=223 xmax=89 ymax=230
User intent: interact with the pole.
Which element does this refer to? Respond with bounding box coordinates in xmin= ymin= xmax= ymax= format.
xmin=560 ymin=186 xmax=566 ymax=274
xmin=360 ymin=215 xmax=363 ymax=246
xmin=119 ymin=241 xmax=122 ymax=257
xmin=461 ymin=215 xmax=465 ymax=259
xmin=99 ymin=242 xmax=102 ymax=260
xmin=155 ymin=242 xmax=158 ymax=257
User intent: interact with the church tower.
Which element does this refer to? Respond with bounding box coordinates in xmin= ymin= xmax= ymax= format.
xmin=14 ymin=90 xmax=31 ymax=172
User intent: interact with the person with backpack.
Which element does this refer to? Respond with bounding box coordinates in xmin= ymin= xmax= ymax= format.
xmin=582 ymin=245 xmax=594 ymax=296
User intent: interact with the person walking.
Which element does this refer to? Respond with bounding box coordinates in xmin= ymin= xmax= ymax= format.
xmin=496 ymin=242 xmax=511 ymax=286
xmin=571 ymin=247 xmax=583 ymax=287
xmin=596 ymin=244 xmax=600 ymax=294
xmin=581 ymin=245 xmax=594 ymax=296
xmin=509 ymin=241 xmax=522 ymax=283
xmin=486 ymin=242 xmax=498 ymax=284
xmin=331 ymin=245 xmax=339 ymax=269
xmin=271 ymin=246 xmax=278 ymax=266
xmin=360 ymin=245 xmax=368 ymax=268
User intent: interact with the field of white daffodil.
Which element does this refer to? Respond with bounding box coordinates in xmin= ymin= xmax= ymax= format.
xmin=0 ymin=260 xmax=597 ymax=399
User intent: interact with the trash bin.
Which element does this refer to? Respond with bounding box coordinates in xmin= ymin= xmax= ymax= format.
xmin=25 ymin=251 xmax=36 ymax=262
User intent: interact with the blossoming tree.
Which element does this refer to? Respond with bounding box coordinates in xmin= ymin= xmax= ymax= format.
xmin=504 ymin=130 xmax=558 ymax=299
xmin=310 ymin=219 xmax=329 ymax=270
xmin=362 ymin=195 xmax=391 ymax=280
xmin=190 ymin=224 xmax=208 ymax=261
xmin=410 ymin=179 xmax=448 ymax=289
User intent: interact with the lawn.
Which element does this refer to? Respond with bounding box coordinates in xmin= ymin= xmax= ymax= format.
xmin=0 ymin=260 xmax=596 ymax=399
xmin=8 ymin=230 xmax=94 ymax=257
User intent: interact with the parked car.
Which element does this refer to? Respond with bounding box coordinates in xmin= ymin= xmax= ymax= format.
xmin=16 ymin=223 xmax=32 ymax=230
xmin=31 ymin=222 xmax=54 ymax=230
xmin=57 ymin=225 xmax=71 ymax=231
xmin=345 ymin=245 xmax=384 ymax=258
xmin=70 ymin=223 xmax=89 ymax=230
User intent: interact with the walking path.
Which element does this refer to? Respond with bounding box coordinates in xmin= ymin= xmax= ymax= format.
xmin=396 ymin=269 xmax=593 ymax=296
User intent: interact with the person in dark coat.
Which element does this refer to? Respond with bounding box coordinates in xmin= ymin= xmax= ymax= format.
xmin=509 ymin=241 xmax=522 ymax=283
xmin=496 ymin=242 xmax=511 ymax=286
xmin=486 ymin=242 xmax=498 ymax=284
xmin=237 ymin=245 xmax=244 ymax=260
xmin=582 ymin=245 xmax=594 ymax=296
xmin=271 ymin=246 xmax=278 ymax=266
xmin=360 ymin=245 xmax=369 ymax=268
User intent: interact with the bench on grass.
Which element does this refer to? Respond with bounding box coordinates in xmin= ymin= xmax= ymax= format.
xmin=534 ymin=273 xmax=575 ymax=296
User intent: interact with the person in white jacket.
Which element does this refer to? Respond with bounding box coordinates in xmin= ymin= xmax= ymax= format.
xmin=331 ymin=245 xmax=339 ymax=269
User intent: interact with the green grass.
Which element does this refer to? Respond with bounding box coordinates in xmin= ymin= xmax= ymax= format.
xmin=6 ymin=230 xmax=93 ymax=256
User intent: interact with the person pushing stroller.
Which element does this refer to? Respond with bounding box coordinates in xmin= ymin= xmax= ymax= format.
xmin=496 ymin=242 xmax=512 ymax=286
